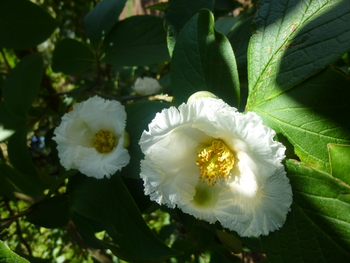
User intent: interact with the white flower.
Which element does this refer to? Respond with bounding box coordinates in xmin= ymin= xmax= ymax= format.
xmin=53 ymin=96 xmax=130 ymax=179
xmin=139 ymin=97 xmax=292 ymax=237
xmin=133 ymin=77 xmax=161 ymax=96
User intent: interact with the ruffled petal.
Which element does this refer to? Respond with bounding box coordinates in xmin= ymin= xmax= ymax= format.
xmin=53 ymin=96 xmax=130 ymax=179
xmin=139 ymin=97 xmax=292 ymax=237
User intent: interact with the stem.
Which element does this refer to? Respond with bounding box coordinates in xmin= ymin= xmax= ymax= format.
xmin=0 ymin=49 xmax=12 ymax=69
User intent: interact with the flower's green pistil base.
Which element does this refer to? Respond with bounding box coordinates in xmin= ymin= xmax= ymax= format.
xmin=196 ymin=140 xmax=234 ymax=186
xmin=93 ymin=130 xmax=115 ymax=153
xmin=193 ymin=183 xmax=219 ymax=207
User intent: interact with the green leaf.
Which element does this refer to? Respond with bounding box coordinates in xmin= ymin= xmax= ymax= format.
xmin=122 ymin=101 xmax=169 ymax=178
xmin=0 ymin=172 xmax=14 ymax=199
xmin=2 ymin=53 xmax=43 ymax=118
xmin=164 ymin=0 xmax=215 ymax=55
xmin=8 ymin=128 xmax=38 ymax=178
xmin=170 ymin=9 xmax=240 ymax=107
xmin=146 ymin=2 xmax=168 ymax=12
xmin=0 ymin=159 xmax=42 ymax=196
xmin=0 ymin=241 xmax=30 ymax=263
xmin=216 ymin=14 xmax=254 ymax=81
xmin=52 ymin=39 xmax=95 ymax=74
xmin=262 ymin=160 xmax=350 ymax=262
xmin=71 ymin=212 xmax=141 ymax=262
xmin=251 ymin=68 xmax=350 ymax=173
xmin=26 ymin=195 xmax=70 ymax=228
xmin=216 ymin=230 xmax=242 ymax=254
xmin=0 ymin=0 xmax=58 ymax=49
xmin=68 ymin=174 xmax=181 ymax=262
xmin=248 ymin=0 xmax=350 ymax=108
xmin=7 ymin=128 xmax=49 ymax=194
xmin=0 ymin=102 xmax=26 ymax=142
xmin=102 ymin=15 xmax=169 ymax=66
xmin=84 ymin=0 xmax=127 ymax=47
xmin=328 ymin=144 xmax=350 ymax=186
xmin=261 ymin=203 xmax=350 ymax=263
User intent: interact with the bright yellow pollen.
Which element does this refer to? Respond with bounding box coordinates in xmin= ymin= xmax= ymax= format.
xmin=196 ymin=140 xmax=234 ymax=187
xmin=92 ymin=130 xmax=115 ymax=153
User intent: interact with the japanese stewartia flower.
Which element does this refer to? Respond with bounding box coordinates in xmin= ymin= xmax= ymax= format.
xmin=53 ymin=96 xmax=130 ymax=179
xmin=133 ymin=77 xmax=161 ymax=96
xmin=139 ymin=95 xmax=292 ymax=237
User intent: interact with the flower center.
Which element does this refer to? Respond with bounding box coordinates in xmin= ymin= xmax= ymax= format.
xmin=196 ymin=140 xmax=234 ymax=186
xmin=92 ymin=130 xmax=115 ymax=153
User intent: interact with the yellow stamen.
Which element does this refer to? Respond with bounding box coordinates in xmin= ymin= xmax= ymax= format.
xmin=92 ymin=130 xmax=115 ymax=153
xmin=196 ymin=140 xmax=234 ymax=187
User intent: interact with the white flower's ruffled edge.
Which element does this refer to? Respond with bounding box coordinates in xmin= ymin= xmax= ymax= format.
xmin=53 ymin=96 xmax=130 ymax=179
xmin=139 ymin=97 xmax=292 ymax=237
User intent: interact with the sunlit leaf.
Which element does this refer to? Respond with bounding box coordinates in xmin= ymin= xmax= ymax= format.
xmin=248 ymin=0 xmax=350 ymax=108
xmin=251 ymin=68 xmax=350 ymax=173
xmin=0 ymin=241 xmax=30 ymax=263
xmin=171 ymin=9 xmax=240 ymax=107
xmin=0 ymin=0 xmax=58 ymax=49
xmin=328 ymin=144 xmax=350 ymax=186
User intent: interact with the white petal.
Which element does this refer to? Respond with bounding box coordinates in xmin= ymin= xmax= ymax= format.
xmin=139 ymin=97 xmax=292 ymax=237
xmin=53 ymin=96 xmax=130 ymax=178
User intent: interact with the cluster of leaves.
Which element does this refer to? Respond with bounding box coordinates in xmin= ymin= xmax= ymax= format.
xmin=0 ymin=0 xmax=350 ymax=262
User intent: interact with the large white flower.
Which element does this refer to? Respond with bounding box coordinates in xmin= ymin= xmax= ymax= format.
xmin=53 ymin=96 xmax=130 ymax=179
xmin=133 ymin=77 xmax=161 ymax=96
xmin=139 ymin=97 xmax=292 ymax=237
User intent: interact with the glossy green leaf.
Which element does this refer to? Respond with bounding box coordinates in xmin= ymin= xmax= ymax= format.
xmin=248 ymin=0 xmax=350 ymax=108
xmin=164 ymin=0 xmax=215 ymax=55
xmin=170 ymin=9 xmax=240 ymax=107
xmin=52 ymin=39 xmax=95 ymax=74
xmin=26 ymin=195 xmax=70 ymax=228
xmin=3 ymin=53 xmax=43 ymax=118
xmin=68 ymin=174 xmax=181 ymax=262
xmin=122 ymin=101 xmax=169 ymax=178
xmin=0 ymin=0 xmax=58 ymax=49
xmin=216 ymin=14 xmax=253 ymax=80
xmin=0 ymin=241 xmax=30 ymax=263
xmin=261 ymin=160 xmax=350 ymax=262
xmin=102 ymin=15 xmax=169 ymax=66
xmin=252 ymin=68 xmax=350 ymax=173
xmin=84 ymin=0 xmax=127 ymax=47
xmin=328 ymin=144 xmax=350 ymax=185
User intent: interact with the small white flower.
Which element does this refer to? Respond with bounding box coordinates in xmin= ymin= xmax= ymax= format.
xmin=133 ymin=77 xmax=161 ymax=96
xmin=53 ymin=96 xmax=130 ymax=179
xmin=139 ymin=97 xmax=292 ymax=237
